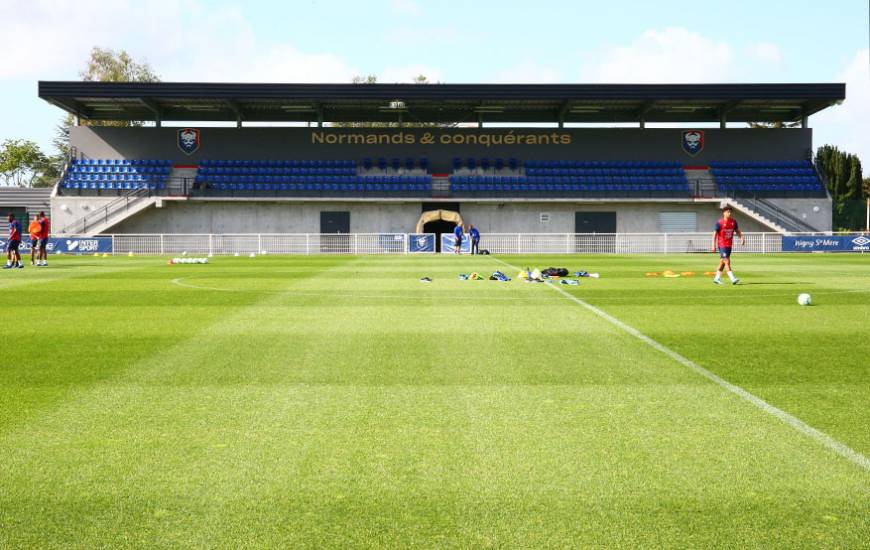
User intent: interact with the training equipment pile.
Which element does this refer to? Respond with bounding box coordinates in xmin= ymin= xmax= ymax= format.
xmin=169 ymin=258 xmax=209 ymax=265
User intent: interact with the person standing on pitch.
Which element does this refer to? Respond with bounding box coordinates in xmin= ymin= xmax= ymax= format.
xmin=28 ymin=214 xmax=41 ymax=266
xmin=4 ymin=213 xmax=23 ymax=269
xmin=711 ymin=205 xmax=744 ymax=285
xmin=36 ymin=211 xmax=50 ymax=267
xmin=469 ymin=224 xmax=480 ymax=255
xmin=453 ymin=222 xmax=464 ymax=255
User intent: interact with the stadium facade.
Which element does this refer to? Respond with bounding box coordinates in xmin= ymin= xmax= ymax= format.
xmin=35 ymin=82 xmax=845 ymax=238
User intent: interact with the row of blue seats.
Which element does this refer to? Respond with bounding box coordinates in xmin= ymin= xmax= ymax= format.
xmin=716 ymin=176 xmax=820 ymax=184
xmin=364 ymin=158 xmax=430 ymax=171
xmin=526 ymin=168 xmax=683 ymax=177
xmin=198 ymin=175 xmax=432 ymax=185
xmin=525 ymin=160 xmax=682 ymax=169
xmin=452 ymin=175 xmax=687 ymax=185
xmin=529 ymin=176 xmax=686 ymax=185
xmin=712 ymin=168 xmax=814 ymax=176
xmin=65 ymin=174 xmax=168 ymax=182
xmin=68 ymin=165 xmax=171 ymax=174
xmin=198 ymin=167 xmax=356 ymax=176
xmin=63 ymin=181 xmax=166 ymax=191
xmin=72 ymin=158 xmax=171 ymax=166
xmin=200 ymin=159 xmax=355 ymax=168
xmin=718 ymin=183 xmax=823 ymax=193
xmin=207 ymin=182 xmax=431 ymax=193
xmin=452 ymin=158 xmax=521 ymax=171
xmin=452 ymin=183 xmax=688 ymax=193
xmin=710 ymin=160 xmax=811 ymax=168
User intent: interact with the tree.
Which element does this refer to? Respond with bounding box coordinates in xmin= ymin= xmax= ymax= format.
xmin=816 ymin=145 xmax=863 ymax=202
xmin=747 ymin=121 xmax=801 ymax=129
xmin=332 ymin=74 xmax=449 ymax=128
xmin=816 ymin=145 xmax=866 ymax=230
xmin=53 ymin=47 xmax=162 ymax=158
xmin=0 ymin=140 xmax=54 ymax=187
xmin=80 ymin=47 xmax=160 ymax=83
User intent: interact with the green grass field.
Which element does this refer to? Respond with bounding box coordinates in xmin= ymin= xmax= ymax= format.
xmin=1 ymin=252 xmax=868 ymax=548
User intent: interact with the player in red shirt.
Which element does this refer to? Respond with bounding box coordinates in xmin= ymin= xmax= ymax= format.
xmin=711 ymin=206 xmax=744 ymax=285
xmin=36 ymin=211 xmax=50 ymax=267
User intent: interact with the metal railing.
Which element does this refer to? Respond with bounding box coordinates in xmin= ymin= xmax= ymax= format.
xmin=58 ymin=187 xmax=151 ymax=235
xmin=57 ymin=231 xmax=869 ymax=256
xmin=732 ymin=196 xmax=818 ymax=233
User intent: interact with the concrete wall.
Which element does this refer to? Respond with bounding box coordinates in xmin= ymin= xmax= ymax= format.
xmin=104 ymin=199 xmax=771 ymax=235
xmin=50 ymin=195 xmax=122 ymax=232
xmin=110 ymin=200 xmax=423 ymax=234
xmin=71 ymin=126 xmax=814 ymax=173
xmin=763 ymin=197 xmax=832 ymax=232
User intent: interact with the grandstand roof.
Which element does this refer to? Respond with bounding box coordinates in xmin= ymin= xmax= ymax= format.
xmin=39 ymin=81 xmax=845 ymax=124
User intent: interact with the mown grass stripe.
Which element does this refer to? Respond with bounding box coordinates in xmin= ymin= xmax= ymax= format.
xmin=492 ymin=256 xmax=870 ymax=471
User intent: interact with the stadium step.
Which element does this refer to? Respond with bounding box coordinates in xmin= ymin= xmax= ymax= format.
xmin=684 ymin=168 xmax=717 ymax=198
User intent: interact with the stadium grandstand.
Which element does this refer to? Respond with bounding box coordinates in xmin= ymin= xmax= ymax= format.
xmin=39 ymin=81 xmax=844 ymax=239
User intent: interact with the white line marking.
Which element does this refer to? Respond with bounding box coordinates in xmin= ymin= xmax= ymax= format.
xmin=492 ymin=257 xmax=870 ymax=471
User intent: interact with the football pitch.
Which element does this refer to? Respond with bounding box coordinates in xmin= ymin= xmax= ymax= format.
xmin=1 ymin=253 xmax=868 ymax=548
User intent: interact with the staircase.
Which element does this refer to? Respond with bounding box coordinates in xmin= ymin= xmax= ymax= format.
xmin=684 ymin=168 xmax=717 ymax=198
xmin=168 ymin=167 xmax=197 ymax=195
xmin=431 ymin=176 xmax=450 ymax=198
xmin=56 ymin=188 xmax=159 ymax=235
xmin=725 ymin=197 xmax=817 ymax=233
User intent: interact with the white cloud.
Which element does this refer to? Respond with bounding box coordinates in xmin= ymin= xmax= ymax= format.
xmin=0 ymin=0 xmax=359 ymax=83
xmin=748 ymin=42 xmax=782 ymax=64
xmin=813 ymin=49 xmax=870 ymax=164
xmin=391 ymin=0 xmax=421 ymax=16
xmin=583 ymin=27 xmax=734 ymax=83
xmin=491 ymin=61 xmax=562 ymax=83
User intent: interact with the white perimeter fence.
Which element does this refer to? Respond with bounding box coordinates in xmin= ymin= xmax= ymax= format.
xmin=78 ymin=232 xmax=870 ymax=255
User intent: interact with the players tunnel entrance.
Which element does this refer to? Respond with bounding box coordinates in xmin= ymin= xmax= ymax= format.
xmin=417 ymin=205 xmax=462 ymax=252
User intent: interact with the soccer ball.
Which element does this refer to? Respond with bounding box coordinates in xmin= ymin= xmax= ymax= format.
xmin=797 ymin=293 xmax=812 ymax=306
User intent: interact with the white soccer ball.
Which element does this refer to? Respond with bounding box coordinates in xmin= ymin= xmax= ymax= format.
xmin=249 ymin=253 xmax=256 ymax=258
xmin=233 ymin=253 xmax=239 ymax=257
xmin=181 ymin=251 xmax=187 ymax=256
xmin=797 ymin=293 xmax=812 ymax=306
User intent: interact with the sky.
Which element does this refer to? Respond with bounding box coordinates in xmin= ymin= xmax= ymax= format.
xmin=0 ymin=0 xmax=867 ymax=162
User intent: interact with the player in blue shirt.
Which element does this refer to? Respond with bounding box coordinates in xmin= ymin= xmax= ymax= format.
xmin=469 ymin=225 xmax=481 ymax=255
xmin=453 ymin=222 xmax=463 ymax=255
xmin=4 ymin=213 xmax=24 ymax=269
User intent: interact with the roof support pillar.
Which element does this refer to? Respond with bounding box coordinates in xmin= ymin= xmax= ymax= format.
xmin=720 ymin=112 xmax=726 ymax=129
xmin=801 ymin=112 xmax=808 ymax=128
xmin=478 ymin=113 xmax=483 ymax=128
xmin=639 ymin=117 xmax=645 ymax=129
xmin=317 ymin=108 xmax=323 ymax=128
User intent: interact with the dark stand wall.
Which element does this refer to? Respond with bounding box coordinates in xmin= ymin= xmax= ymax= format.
xmin=72 ymin=126 xmax=813 ymax=171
